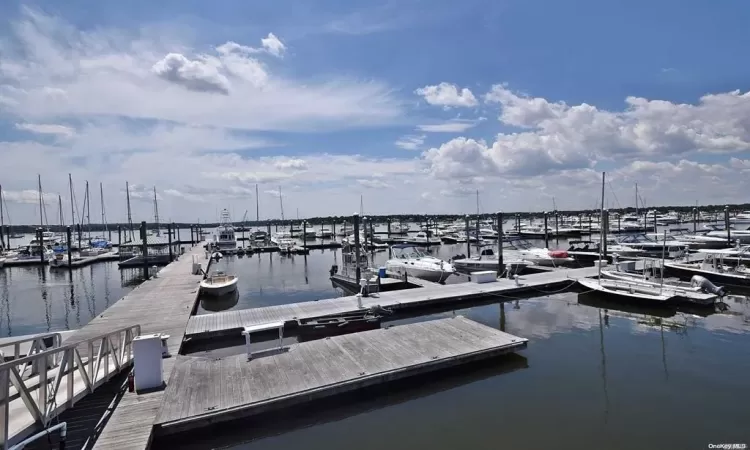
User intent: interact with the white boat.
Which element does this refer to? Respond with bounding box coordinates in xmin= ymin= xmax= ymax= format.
xmin=409 ymin=231 xmax=441 ymax=245
xmin=252 ymin=230 xmax=268 ymax=241
xmin=704 ymin=225 xmax=750 ymax=244
xmin=315 ymin=228 xmax=333 ymax=239
xmin=730 ymin=212 xmax=750 ymax=225
xmin=504 ymin=239 xmax=573 ymax=266
xmin=578 ymin=277 xmax=676 ymax=302
xmin=451 ymin=246 xmax=531 ymax=274
xmin=270 ymin=231 xmax=292 ymax=245
xmin=212 ymin=209 xmax=237 ymax=254
xmin=385 ymin=245 xmax=455 ymax=283
xmin=200 ymin=272 xmax=239 ymax=296
xmin=664 ymin=250 xmax=750 ymax=287
xmin=614 ymin=234 xmax=690 ymax=258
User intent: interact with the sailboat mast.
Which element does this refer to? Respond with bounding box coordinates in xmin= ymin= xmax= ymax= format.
xmin=255 ymin=184 xmax=259 ymax=221
xmin=100 ymin=182 xmax=108 ymax=233
xmin=598 ymin=172 xmax=606 ymax=279
xmin=153 ymin=187 xmax=160 ymax=236
xmin=0 ymin=184 xmax=4 ymax=232
xmin=360 ymin=195 xmax=364 ymax=216
xmin=278 ymin=186 xmax=285 ymax=221
xmin=476 ymin=190 xmax=479 ymax=215
xmin=68 ymin=174 xmax=75 ymax=231
xmin=58 ymin=195 xmax=63 ymax=227
xmin=635 ymin=182 xmax=638 ymax=217
xmin=126 ymin=181 xmax=134 ymax=240
xmin=38 ymin=174 xmax=44 ymax=229
xmin=85 ymin=181 xmax=91 ymax=240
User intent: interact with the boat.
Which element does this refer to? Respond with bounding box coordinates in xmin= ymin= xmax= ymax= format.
xmin=0 ymin=257 xmax=5 ymax=269
xmin=730 ymin=212 xmax=750 ymax=225
xmin=315 ymin=228 xmax=333 ymax=239
xmin=200 ymin=272 xmax=239 ymax=296
xmin=385 ymin=244 xmax=455 ymax=283
xmin=704 ymin=225 xmax=750 ymax=244
xmin=295 ymin=307 xmax=391 ymax=341
xmin=451 ymin=246 xmax=531 ymax=275
xmin=270 ymin=231 xmax=292 ymax=245
xmin=504 ymin=238 xmax=573 ymax=266
xmin=409 ymin=231 xmax=441 ymax=245
xmin=664 ymin=250 xmax=750 ymax=287
xmin=252 ymin=230 xmax=268 ymax=241
xmin=578 ymin=277 xmax=677 ymax=302
xmin=212 ymin=209 xmax=237 ymax=254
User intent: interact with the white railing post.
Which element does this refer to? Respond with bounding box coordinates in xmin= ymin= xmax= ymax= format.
xmin=66 ymin=350 xmax=75 ymax=408
xmin=0 ymin=369 xmax=9 ymax=450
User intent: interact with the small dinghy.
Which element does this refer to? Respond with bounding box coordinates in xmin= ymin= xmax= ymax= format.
xmin=200 ymin=272 xmax=239 ymax=297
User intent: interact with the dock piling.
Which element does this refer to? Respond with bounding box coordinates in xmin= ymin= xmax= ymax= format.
xmin=141 ymin=221 xmax=148 ymax=279
xmin=66 ymin=226 xmax=72 ymax=267
xmin=555 ymin=212 xmax=559 ymax=244
xmin=370 ymin=221 xmax=375 ymax=253
xmin=543 ymin=212 xmax=549 ymax=249
xmin=692 ymin=208 xmax=697 ymax=233
xmin=603 ymin=210 xmax=608 ymax=258
xmin=37 ymin=228 xmax=45 ymax=265
xmin=76 ymin=223 xmax=82 ymax=253
xmin=496 ymin=211 xmax=503 ymax=276
xmin=724 ymin=206 xmax=730 ymax=245
xmin=353 ymin=213 xmax=361 ymax=282
xmin=168 ymin=223 xmax=173 ymax=261
xmin=465 ymin=215 xmax=471 ymax=258
xmin=303 ymin=221 xmax=307 ymax=252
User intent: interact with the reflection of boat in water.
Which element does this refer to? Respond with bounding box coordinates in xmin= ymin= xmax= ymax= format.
xmin=200 ymin=289 xmax=239 ymax=312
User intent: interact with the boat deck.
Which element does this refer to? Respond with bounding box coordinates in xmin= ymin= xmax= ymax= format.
xmin=154 ymin=316 xmax=527 ymax=436
xmin=185 ymin=266 xmax=599 ymax=339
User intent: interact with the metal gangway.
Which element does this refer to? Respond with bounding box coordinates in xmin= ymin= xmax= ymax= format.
xmin=0 ymin=326 xmax=141 ymax=449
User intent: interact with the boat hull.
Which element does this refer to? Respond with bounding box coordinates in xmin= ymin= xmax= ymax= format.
xmin=385 ymin=262 xmax=453 ymax=283
xmin=200 ymin=278 xmax=239 ymax=296
xmin=578 ymin=277 xmax=674 ymax=302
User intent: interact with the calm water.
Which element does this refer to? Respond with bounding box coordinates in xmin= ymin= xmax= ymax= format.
xmin=4 ymin=227 xmax=750 ymax=449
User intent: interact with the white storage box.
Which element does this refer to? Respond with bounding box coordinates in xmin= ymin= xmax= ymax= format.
xmin=471 ymin=271 xmax=497 ymax=284
xmin=133 ymin=333 xmax=164 ymax=392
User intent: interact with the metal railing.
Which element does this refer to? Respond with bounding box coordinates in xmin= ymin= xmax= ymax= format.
xmin=0 ymin=333 xmax=64 ymax=368
xmin=0 ymin=325 xmax=141 ymax=449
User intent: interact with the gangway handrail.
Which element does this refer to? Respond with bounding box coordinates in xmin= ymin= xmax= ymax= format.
xmin=0 ymin=324 xmax=141 ymax=449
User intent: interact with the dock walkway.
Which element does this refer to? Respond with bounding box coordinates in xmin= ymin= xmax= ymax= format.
xmin=185 ymin=266 xmax=599 ymax=339
xmin=154 ymin=316 xmax=527 ymax=436
xmin=63 ymin=246 xmax=207 ymax=450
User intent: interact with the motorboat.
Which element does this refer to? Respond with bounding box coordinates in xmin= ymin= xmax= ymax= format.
xmin=315 ymin=228 xmax=333 ymax=239
xmin=578 ymin=277 xmax=677 ymax=302
xmin=704 ymin=225 xmax=750 ymax=244
xmin=730 ymin=212 xmax=750 ymax=225
xmin=658 ymin=230 xmax=731 ymax=250
xmin=252 ymin=230 xmax=268 ymax=241
xmin=664 ymin=250 xmax=750 ymax=287
xmin=614 ymin=234 xmax=690 ymax=258
xmin=270 ymin=231 xmax=292 ymax=245
xmin=409 ymin=231 xmax=441 ymax=245
xmin=302 ymin=230 xmax=317 ymax=240
xmin=212 ymin=209 xmax=237 ymax=254
xmin=200 ymin=272 xmax=239 ymax=296
xmin=504 ymin=239 xmax=574 ymax=266
xmin=385 ymin=244 xmax=455 ymax=283
xmin=451 ymin=246 xmax=531 ymax=275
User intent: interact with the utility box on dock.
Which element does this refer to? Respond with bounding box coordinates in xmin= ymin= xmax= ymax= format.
xmin=471 ymin=271 xmax=497 ymax=284
xmin=133 ymin=334 xmax=164 ymax=392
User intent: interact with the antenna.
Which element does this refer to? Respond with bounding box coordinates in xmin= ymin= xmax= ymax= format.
xmin=126 ymin=181 xmax=134 ymax=241
xmin=100 ymin=182 xmax=108 ymax=233
xmin=153 ymin=187 xmax=160 ymax=236
xmin=255 ymin=184 xmax=259 ymax=221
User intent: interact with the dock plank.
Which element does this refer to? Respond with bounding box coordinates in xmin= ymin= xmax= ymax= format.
xmin=154 ymin=316 xmax=527 ymax=436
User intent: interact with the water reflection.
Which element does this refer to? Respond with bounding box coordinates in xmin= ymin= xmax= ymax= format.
xmin=200 ymin=290 xmax=240 ymax=312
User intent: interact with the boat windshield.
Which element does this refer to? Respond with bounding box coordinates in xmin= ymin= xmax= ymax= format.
xmin=392 ymin=246 xmax=426 ymax=259
xmin=503 ymin=239 xmax=533 ymax=250
xmin=619 ymin=234 xmax=656 ymax=244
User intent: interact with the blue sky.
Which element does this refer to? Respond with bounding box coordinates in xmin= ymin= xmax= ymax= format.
xmin=1 ymin=0 xmax=750 ymax=223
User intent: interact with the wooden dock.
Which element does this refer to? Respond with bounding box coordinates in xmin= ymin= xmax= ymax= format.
xmin=154 ymin=316 xmax=527 ymax=436
xmin=59 ymin=245 xmax=208 ymax=450
xmin=185 ymin=266 xmax=599 ymax=339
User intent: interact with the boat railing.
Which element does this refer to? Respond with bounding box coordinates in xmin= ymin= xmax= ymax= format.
xmin=0 ymin=324 xmax=141 ymax=447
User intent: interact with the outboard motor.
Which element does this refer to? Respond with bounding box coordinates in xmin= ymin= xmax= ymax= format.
xmin=690 ymin=275 xmax=726 ymax=297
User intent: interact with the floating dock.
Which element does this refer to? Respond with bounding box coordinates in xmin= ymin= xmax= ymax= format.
xmin=185 ymin=266 xmax=599 ymax=339
xmin=48 ymin=251 xmax=120 ymax=269
xmin=154 ymin=316 xmax=526 ymax=436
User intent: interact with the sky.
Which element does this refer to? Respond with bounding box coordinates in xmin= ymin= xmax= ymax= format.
xmin=1 ymin=0 xmax=750 ymax=224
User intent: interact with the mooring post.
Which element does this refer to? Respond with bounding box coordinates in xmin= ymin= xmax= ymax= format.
xmin=266 ymin=222 xmax=271 ymax=239
xmin=353 ymin=213 xmax=361 ymax=282
xmin=588 ymin=214 xmax=592 ymax=235
xmin=168 ymin=223 xmax=173 ymax=261
xmin=303 ymin=221 xmax=307 ymax=252
xmin=724 ymin=206 xmax=731 ymax=245
xmin=176 ymin=223 xmax=181 ymax=245
xmin=66 ymin=226 xmax=72 ymax=267
xmin=332 ymin=221 xmax=336 ymax=238
xmin=475 ymin=216 xmax=480 ymax=249
xmin=554 ymin=212 xmax=559 ymax=244
xmin=693 ymin=208 xmax=698 ymax=233
xmin=76 ymin=224 xmax=82 ymax=252
xmin=496 ymin=211 xmax=503 ymax=276
xmin=36 ymin=228 xmax=44 ymax=265
xmin=618 ymin=215 xmax=621 ymax=233
xmin=543 ymin=212 xmax=549 ymax=249
xmin=465 ymin=215 xmax=471 ymax=258
xmin=387 ymin=219 xmax=391 ymax=236
xmin=141 ymin=221 xmax=148 ymax=279
xmin=370 ymin=221 xmax=375 ymax=253
xmin=117 ymin=225 xmax=121 ymax=248
xmin=653 ymin=209 xmax=657 ymax=233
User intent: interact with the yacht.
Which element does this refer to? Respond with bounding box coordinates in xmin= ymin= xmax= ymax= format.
xmin=270 ymin=231 xmax=292 ymax=245
xmin=451 ymin=246 xmax=531 ymax=274
xmin=385 ymin=245 xmax=455 ymax=283
xmin=504 ymin=239 xmax=574 ymax=266
xmin=613 ymin=234 xmax=690 ymax=258
xmin=315 ymin=228 xmax=333 ymax=239
xmin=252 ymin=230 xmax=268 ymax=241
xmin=705 ymin=226 xmax=750 ymax=244
xmin=409 ymin=231 xmax=441 ymax=245
xmin=212 ymin=209 xmax=238 ymax=254
xmin=729 ymin=212 xmax=750 ymax=225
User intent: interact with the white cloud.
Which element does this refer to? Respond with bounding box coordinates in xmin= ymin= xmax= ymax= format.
xmin=0 ymin=8 xmax=402 ymax=132
xmin=415 ymin=82 xmax=478 ymax=108
xmin=15 ymin=123 xmax=75 ymax=138
xmin=273 ymin=158 xmax=307 ymax=170
xmin=417 ymin=119 xmax=478 ymax=133
xmin=395 ymin=134 xmax=425 ymax=150
xmin=261 ymin=33 xmax=285 ymax=57
xmin=3 ymin=190 xmax=58 ymax=205
xmin=152 ymin=53 xmax=232 ymax=95
xmin=265 ymin=189 xmax=282 ymax=198
xmin=357 ymin=179 xmax=391 ymax=189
